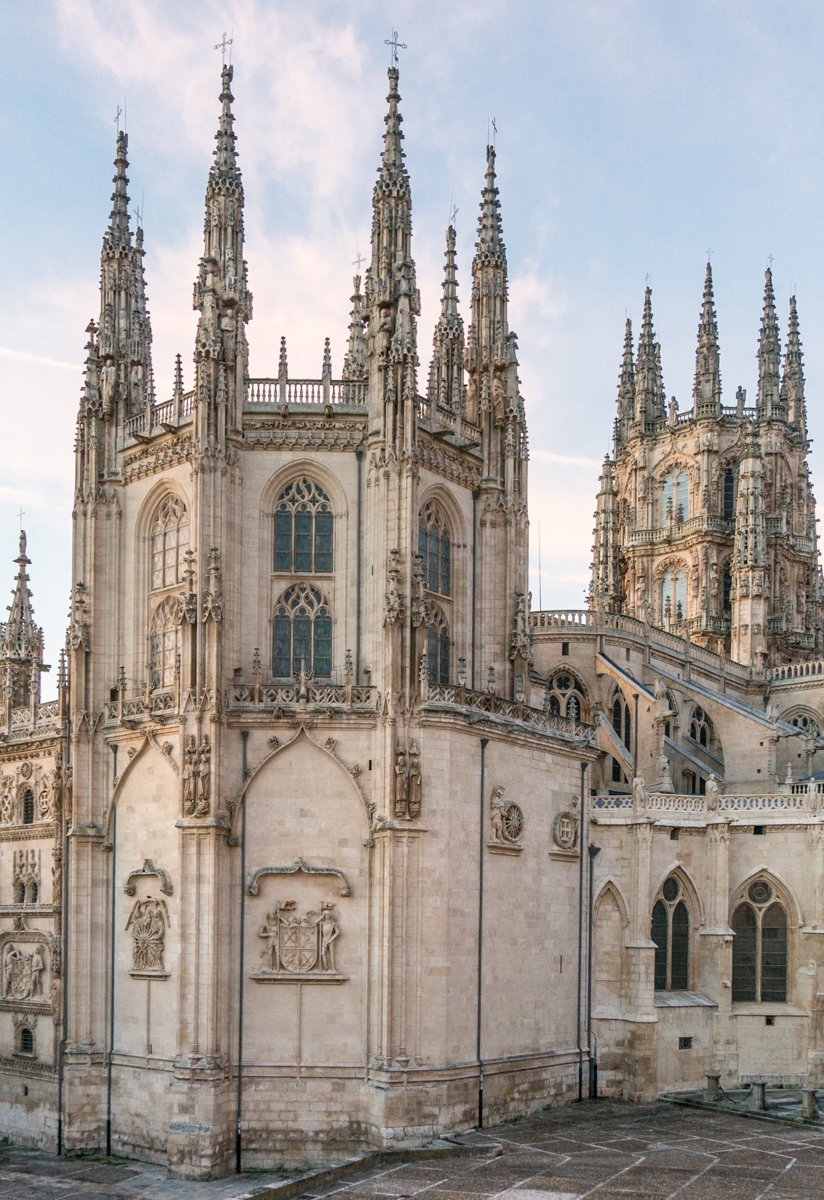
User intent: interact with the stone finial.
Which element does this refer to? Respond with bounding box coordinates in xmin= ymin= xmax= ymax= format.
xmin=757 ymin=267 xmax=783 ymax=420
xmin=693 ymin=260 xmax=721 ymax=418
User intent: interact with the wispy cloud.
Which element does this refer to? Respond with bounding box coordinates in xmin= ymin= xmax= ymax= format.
xmin=0 ymin=348 xmax=81 ymax=372
xmin=531 ymin=449 xmax=602 ymax=467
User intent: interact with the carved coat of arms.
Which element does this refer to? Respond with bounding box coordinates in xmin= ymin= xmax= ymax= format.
xmin=257 ymin=901 xmax=340 ymax=977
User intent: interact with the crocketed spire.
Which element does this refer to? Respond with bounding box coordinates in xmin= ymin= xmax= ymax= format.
xmin=212 ymin=64 xmax=240 ymax=186
xmin=474 ymin=145 xmax=506 ymax=269
xmin=0 ymin=532 xmax=44 ymax=709
xmin=106 ymin=131 xmax=131 ymax=247
xmin=757 ymin=268 xmax=783 ymax=420
xmin=342 ymin=277 xmax=366 ymax=382
xmin=618 ymin=319 xmax=634 ymax=418
xmin=426 ymin=225 xmax=465 ymax=414
xmin=634 ymin=287 xmax=664 ymax=427
xmin=782 ymin=295 xmax=805 ymax=432
xmin=693 ymin=261 xmax=721 ymax=418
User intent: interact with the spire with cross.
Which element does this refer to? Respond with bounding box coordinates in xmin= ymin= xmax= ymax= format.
xmin=384 ymin=29 xmax=407 ymax=65
xmin=215 ymin=32 xmax=233 ymax=65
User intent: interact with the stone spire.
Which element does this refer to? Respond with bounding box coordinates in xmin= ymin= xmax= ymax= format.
xmin=693 ymin=261 xmax=721 ymax=418
xmin=96 ymin=131 xmax=155 ymax=423
xmin=731 ymin=429 xmax=769 ymax=670
xmin=466 ymin=147 xmax=520 ymax=450
xmin=426 ymin=225 xmax=465 ymax=414
xmin=364 ymin=66 xmax=420 ymax=442
xmin=193 ymin=63 xmax=253 ymax=440
xmin=342 ymin=276 xmax=366 ymax=382
xmin=633 ymin=287 xmax=663 ymax=428
xmin=589 ymin=456 xmax=622 ymax=612
xmin=0 ymin=532 xmax=44 ymax=710
xmin=757 ymin=268 xmax=784 ymax=421
xmin=782 ymin=295 xmax=805 ymax=432
xmin=613 ymin=319 xmax=634 ymax=451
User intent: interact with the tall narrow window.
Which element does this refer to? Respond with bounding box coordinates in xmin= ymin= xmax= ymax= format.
xmin=418 ymin=502 xmax=451 ymax=596
xmin=272 ymin=583 xmax=332 ymax=678
xmin=151 ymin=496 xmax=189 ymax=591
xmin=150 ymin=596 xmax=181 ymax=690
xmin=732 ymin=883 xmax=788 ymax=1003
xmin=723 ymin=466 xmax=738 ymax=519
xmin=274 ymin=479 xmax=334 ymax=574
xmin=662 ymin=471 xmax=689 ymax=527
xmin=651 ymin=876 xmax=690 ymax=991
xmin=22 ymin=789 xmax=34 ymax=825
xmin=689 ymin=706 xmax=713 ymax=748
xmin=723 ymin=564 xmax=732 ymax=615
xmin=661 ymin=570 xmax=687 ymax=624
xmin=426 ymin=607 xmax=450 ymax=686
xmin=546 ymin=673 xmax=587 ymax=721
xmin=611 ymin=692 xmax=631 ymax=749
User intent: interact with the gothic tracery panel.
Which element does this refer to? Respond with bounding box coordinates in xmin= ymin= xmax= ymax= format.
xmin=151 ymin=496 xmax=189 ymax=591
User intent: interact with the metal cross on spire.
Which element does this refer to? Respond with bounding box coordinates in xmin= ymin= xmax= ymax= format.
xmin=215 ymin=32 xmax=233 ymax=64
xmin=491 ymin=117 xmax=498 ymax=148
xmin=448 ymin=200 xmax=458 ymax=228
xmin=352 ymin=247 xmax=365 ymax=273
xmin=384 ymin=29 xmax=407 ymax=65
xmin=706 ymin=247 xmax=713 ymax=262
xmin=767 ymin=253 xmax=774 ymax=270
xmin=17 ymin=508 xmax=24 ymax=530
xmin=114 ymin=105 xmax=122 ymax=134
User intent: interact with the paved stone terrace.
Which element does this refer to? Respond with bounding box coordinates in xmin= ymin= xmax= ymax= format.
xmin=2 ymin=1101 xmax=824 ymax=1199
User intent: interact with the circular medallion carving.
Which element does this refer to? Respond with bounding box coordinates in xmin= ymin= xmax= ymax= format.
xmin=662 ymin=877 xmax=679 ymax=902
xmin=501 ymin=802 xmax=523 ymax=842
xmin=553 ymin=811 xmax=579 ymax=850
xmin=19 ymin=763 xmax=32 ymax=780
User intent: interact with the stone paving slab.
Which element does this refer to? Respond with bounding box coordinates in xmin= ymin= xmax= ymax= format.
xmin=3 ymin=1101 xmax=824 ymax=1199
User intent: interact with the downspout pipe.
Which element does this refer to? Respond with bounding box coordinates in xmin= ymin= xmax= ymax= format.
xmin=57 ymin=726 xmax=71 ymax=1157
xmin=477 ymin=737 xmax=489 ymax=1126
xmin=587 ymin=843 xmax=601 ymax=1098
xmin=471 ymin=490 xmax=479 ymax=690
xmin=106 ymin=743 xmax=118 ymax=1157
xmin=356 ymin=450 xmax=363 ymax=684
xmin=576 ymin=761 xmax=587 ymax=1101
xmin=236 ymin=730 xmax=249 ymax=1173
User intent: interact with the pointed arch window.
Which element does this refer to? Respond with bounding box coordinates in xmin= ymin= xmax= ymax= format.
xmin=546 ymin=672 xmax=586 ymax=721
xmin=22 ymin=789 xmax=34 ymax=826
xmin=723 ymin=564 xmax=732 ymax=615
xmin=272 ymin=584 xmax=332 ymax=679
xmin=418 ymin=502 xmax=451 ymax=596
xmin=425 ymin=605 xmax=450 ymax=686
xmin=723 ymin=465 xmax=738 ymax=519
xmin=661 ymin=570 xmax=687 ymax=625
xmin=274 ymin=479 xmax=333 ymax=574
xmin=651 ymin=875 xmax=689 ymax=991
xmin=151 ymin=496 xmax=189 ymax=591
xmin=732 ymin=882 xmax=788 ymax=1003
xmin=662 ymin=470 xmax=689 ymax=526
xmin=150 ymin=596 xmax=181 ymax=691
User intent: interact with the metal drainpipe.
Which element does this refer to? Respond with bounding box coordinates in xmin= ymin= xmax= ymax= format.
xmin=587 ymin=843 xmax=601 ymax=1098
xmin=236 ymin=730 xmax=249 ymax=1174
xmin=355 ymin=450 xmax=363 ymax=684
xmin=477 ymin=737 xmax=489 ymax=1126
xmin=57 ymin=726 xmax=71 ymax=1157
xmin=633 ymin=693 xmax=639 ymax=774
xmin=471 ymin=491 xmax=479 ymax=690
xmin=106 ymin=743 xmax=118 ymax=1157
xmin=576 ymin=761 xmax=587 ymax=1101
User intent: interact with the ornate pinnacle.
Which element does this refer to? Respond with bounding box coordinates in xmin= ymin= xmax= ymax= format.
xmin=106 ymin=131 xmax=131 ymax=247
xmin=342 ymin=279 xmax=366 ymax=381
xmin=617 ymin=318 xmax=634 ymax=418
xmin=474 ymin=146 xmax=506 ymax=269
xmin=278 ymin=336 xmax=288 ymax=383
xmin=783 ymin=294 xmax=805 ymax=429
xmin=693 ymin=261 xmax=721 ymax=416
xmin=322 ymin=337 xmax=332 ymax=381
xmin=757 ymin=268 xmax=782 ymax=419
xmin=634 ymin=287 xmax=664 ymax=425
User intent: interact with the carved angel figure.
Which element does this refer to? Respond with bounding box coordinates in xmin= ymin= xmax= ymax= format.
xmin=126 ymin=896 xmax=169 ymax=973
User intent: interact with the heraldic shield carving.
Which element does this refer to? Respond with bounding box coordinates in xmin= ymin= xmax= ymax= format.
xmin=253 ymin=900 xmax=346 ymax=982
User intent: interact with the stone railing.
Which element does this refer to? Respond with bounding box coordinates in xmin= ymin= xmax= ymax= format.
xmin=766 ymin=659 xmax=824 ymax=683
xmin=424 ymin=684 xmax=598 ymax=745
xmin=228 ymin=683 xmax=376 ymax=711
xmin=593 ymin=789 xmax=816 ymax=816
xmin=103 ymin=691 xmax=179 ymax=724
xmin=626 ymin=515 xmax=733 ymax=546
xmin=531 ymin=608 xmax=754 ymax=683
xmin=244 ymin=378 xmax=367 ymax=408
xmin=417 ymin=395 xmax=482 ymax=442
xmin=6 ymin=700 xmax=63 ymax=740
xmin=124 ymin=391 xmax=195 ymax=439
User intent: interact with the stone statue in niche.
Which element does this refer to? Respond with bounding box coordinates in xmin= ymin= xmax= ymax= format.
xmin=407 ymin=742 xmax=421 ymax=818
xmin=256 ymin=901 xmax=341 ymax=978
xmin=126 ymin=896 xmax=169 ymax=974
xmin=183 ymin=738 xmax=197 ymax=816
xmin=195 ymin=739 xmax=211 ymax=817
xmin=394 ymin=742 xmax=422 ymax=820
xmin=2 ymin=944 xmax=46 ymax=999
xmin=394 ymin=750 xmax=408 ymax=818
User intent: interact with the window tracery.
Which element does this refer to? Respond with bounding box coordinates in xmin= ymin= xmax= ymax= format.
xmin=544 ymin=672 xmax=586 ymax=720
xmin=425 ymin=603 xmax=450 ymax=686
xmin=787 ymin=711 xmax=820 ymax=737
xmin=151 ymin=496 xmax=189 ymax=591
xmin=418 ymin=502 xmax=451 ymax=596
xmin=610 ymin=690 xmax=632 ymax=783
xmin=662 ymin=470 xmax=689 ymax=526
xmin=661 ymin=569 xmax=687 ymax=625
xmin=732 ymin=881 xmax=788 ymax=1003
xmin=689 ymin=705 xmax=714 ymax=749
xmin=272 ymin=584 xmax=332 ymax=679
xmin=274 ymin=479 xmax=333 ymax=574
xmin=651 ymin=874 xmax=689 ymax=991
xmin=150 ymin=596 xmax=181 ymax=691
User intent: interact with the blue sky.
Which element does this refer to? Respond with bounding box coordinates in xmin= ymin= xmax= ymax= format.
xmin=2 ymin=0 xmax=824 ymax=687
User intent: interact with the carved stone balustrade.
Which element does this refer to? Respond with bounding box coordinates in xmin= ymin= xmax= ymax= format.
xmin=424 ymin=683 xmax=598 ymax=746
xmin=228 ymin=683 xmax=377 ymax=716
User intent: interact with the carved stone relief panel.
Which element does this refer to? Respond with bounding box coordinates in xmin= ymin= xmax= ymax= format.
xmin=488 ymin=785 xmax=524 ymax=855
xmin=252 ymin=900 xmax=345 ymax=982
xmin=126 ymin=896 xmax=170 ymax=978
